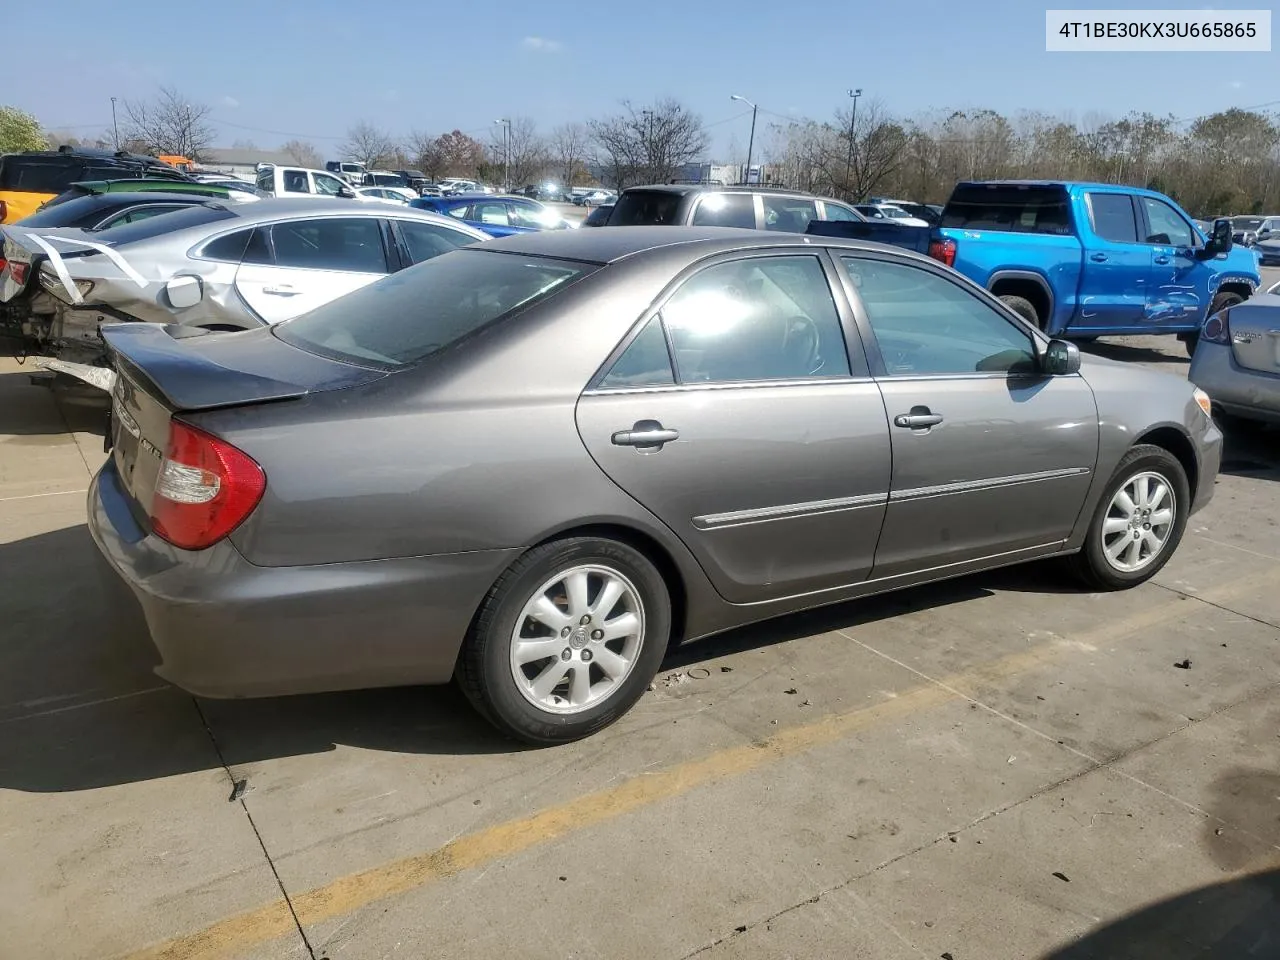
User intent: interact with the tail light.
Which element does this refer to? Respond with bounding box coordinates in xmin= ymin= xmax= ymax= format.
xmin=1202 ymin=308 xmax=1231 ymax=344
xmin=928 ymin=237 xmax=957 ymax=267
xmin=151 ymin=421 xmax=265 ymax=550
xmin=5 ymin=260 xmax=28 ymax=286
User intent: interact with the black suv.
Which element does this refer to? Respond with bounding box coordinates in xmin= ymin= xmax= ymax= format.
xmin=604 ymin=184 xmax=864 ymax=232
xmin=0 ymin=146 xmax=190 ymax=223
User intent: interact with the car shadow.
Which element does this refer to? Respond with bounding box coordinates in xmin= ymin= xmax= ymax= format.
xmin=1045 ymin=766 xmax=1280 ymax=958
xmin=0 ymin=370 xmax=109 ymax=438
xmin=1218 ymin=421 xmax=1280 ymax=482
xmin=0 ymin=523 xmax=1088 ymax=793
xmin=1081 ymin=339 xmax=1188 ymax=365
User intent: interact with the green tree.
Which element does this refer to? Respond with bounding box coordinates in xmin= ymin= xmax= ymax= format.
xmin=0 ymin=105 xmax=47 ymax=153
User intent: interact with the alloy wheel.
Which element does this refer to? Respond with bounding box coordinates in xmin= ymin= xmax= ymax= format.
xmin=1100 ymin=471 xmax=1176 ymax=573
xmin=509 ymin=564 xmax=645 ymax=715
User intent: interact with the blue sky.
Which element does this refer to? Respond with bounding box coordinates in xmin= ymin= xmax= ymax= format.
xmin=6 ymin=0 xmax=1277 ymax=161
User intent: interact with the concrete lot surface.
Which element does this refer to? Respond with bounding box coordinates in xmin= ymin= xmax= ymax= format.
xmin=2 ymin=312 xmax=1279 ymax=957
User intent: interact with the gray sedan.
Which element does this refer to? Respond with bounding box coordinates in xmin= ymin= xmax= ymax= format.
xmin=1190 ymin=285 xmax=1280 ymax=425
xmin=89 ymin=227 xmax=1221 ymax=743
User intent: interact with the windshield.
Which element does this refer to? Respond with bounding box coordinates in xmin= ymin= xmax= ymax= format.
xmin=883 ymin=206 xmax=912 ymax=219
xmin=608 ymin=190 xmax=684 ymax=226
xmin=1232 ymin=217 xmax=1263 ymax=230
xmin=276 ymin=249 xmax=595 ymax=367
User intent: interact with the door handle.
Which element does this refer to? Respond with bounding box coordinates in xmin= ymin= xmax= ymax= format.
xmin=611 ymin=419 xmax=679 ymax=450
xmin=1154 ymin=255 xmax=1170 ymax=264
xmin=893 ymin=409 xmax=944 ymax=430
xmin=262 ymin=285 xmax=299 ymax=296
xmin=1090 ymin=253 xmax=1108 ymax=262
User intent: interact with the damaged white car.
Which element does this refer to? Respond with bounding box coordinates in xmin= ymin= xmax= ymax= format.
xmin=0 ymin=198 xmax=488 ymax=386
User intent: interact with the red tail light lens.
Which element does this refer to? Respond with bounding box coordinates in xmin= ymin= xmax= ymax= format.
xmin=6 ymin=260 xmax=27 ymax=285
xmin=150 ymin=421 xmax=265 ymax=550
xmin=1202 ymin=309 xmax=1231 ymax=344
xmin=928 ymin=237 xmax=957 ymax=267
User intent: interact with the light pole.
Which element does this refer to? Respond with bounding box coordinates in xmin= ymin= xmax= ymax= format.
xmin=110 ymin=97 xmax=120 ymax=151
xmin=844 ymin=88 xmax=862 ymax=201
xmin=493 ymin=118 xmax=510 ymax=190
xmin=730 ymin=94 xmax=758 ymax=185
xmin=641 ymin=109 xmax=654 ymax=180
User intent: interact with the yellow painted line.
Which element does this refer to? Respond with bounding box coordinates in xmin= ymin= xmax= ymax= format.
xmin=121 ymin=566 xmax=1280 ymax=960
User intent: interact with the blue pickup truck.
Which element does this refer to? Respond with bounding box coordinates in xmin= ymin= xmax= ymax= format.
xmin=930 ymin=181 xmax=1260 ymax=354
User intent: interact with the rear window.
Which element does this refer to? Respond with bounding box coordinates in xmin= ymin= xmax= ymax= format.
xmin=92 ymin=203 xmax=234 ymax=244
xmin=276 ymin=249 xmax=594 ymax=367
xmin=13 ymin=194 xmax=113 ymax=227
xmin=941 ymin=184 xmax=1072 ymax=235
xmin=0 ymin=157 xmax=79 ymax=193
xmin=608 ymin=190 xmax=684 ymax=226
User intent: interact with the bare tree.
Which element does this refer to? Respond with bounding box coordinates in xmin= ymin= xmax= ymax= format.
xmin=340 ymin=121 xmax=395 ymax=169
xmin=407 ymin=129 xmax=445 ymax=179
xmin=588 ymin=99 xmax=707 ymax=189
xmin=281 ymin=139 xmax=323 ymax=168
xmin=122 ymin=86 xmax=215 ymax=160
xmin=489 ymin=116 xmax=546 ymax=188
xmin=550 ymin=122 xmax=590 ymax=186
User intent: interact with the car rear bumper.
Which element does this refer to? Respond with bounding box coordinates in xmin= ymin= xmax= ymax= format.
xmin=88 ymin=460 xmax=518 ymax=699
xmin=1190 ymin=340 xmax=1280 ymax=425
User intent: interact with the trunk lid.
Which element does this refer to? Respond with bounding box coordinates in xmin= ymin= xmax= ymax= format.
xmin=103 ymin=323 xmax=390 ymax=521
xmin=1224 ymin=296 xmax=1280 ymax=375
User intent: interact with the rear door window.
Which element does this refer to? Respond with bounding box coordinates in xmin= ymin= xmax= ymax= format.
xmin=608 ymin=190 xmax=684 ymax=225
xmin=282 ymin=170 xmax=311 ymax=194
xmin=394 ymin=218 xmax=479 ymax=264
xmin=690 ymin=193 xmax=756 ymax=228
xmin=1087 ymin=193 xmax=1139 ymax=243
xmin=762 ymin=196 xmax=818 ymax=233
xmin=268 ymin=218 xmax=389 ymax=273
xmin=0 ymin=157 xmax=79 ymax=193
xmin=941 ymin=184 xmax=1072 ymax=235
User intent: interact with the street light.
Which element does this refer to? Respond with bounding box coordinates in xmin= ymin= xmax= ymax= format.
xmin=110 ymin=97 xmax=119 ymax=151
xmin=493 ymin=118 xmax=510 ymax=190
xmin=730 ymin=95 xmax=758 ymax=185
xmin=844 ymin=88 xmax=862 ymax=201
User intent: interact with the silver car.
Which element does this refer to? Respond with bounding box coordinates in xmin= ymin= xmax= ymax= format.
xmin=89 ymin=227 xmax=1221 ymax=744
xmin=0 ymin=199 xmax=488 ymax=366
xmin=1189 ymin=283 xmax=1280 ymax=425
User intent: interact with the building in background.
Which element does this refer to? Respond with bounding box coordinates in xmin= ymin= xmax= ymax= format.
xmin=196 ymin=148 xmax=295 ymax=180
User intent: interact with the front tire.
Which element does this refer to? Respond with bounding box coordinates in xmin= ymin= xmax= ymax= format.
xmin=456 ymin=537 xmax=671 ymax=745
xmin=1069 ymin=444 xmax=1189 ymax=591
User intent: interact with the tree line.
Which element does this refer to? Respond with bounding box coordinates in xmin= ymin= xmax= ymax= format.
xmin=12 ymin=86 xmax=1280 ymax=217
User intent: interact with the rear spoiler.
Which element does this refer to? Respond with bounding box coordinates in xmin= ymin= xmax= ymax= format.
xmin=103 ymin=323 xmax=309 ymax=411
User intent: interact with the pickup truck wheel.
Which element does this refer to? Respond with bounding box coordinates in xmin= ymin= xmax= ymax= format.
xmin=999 ymin=294 xmax=1041 ymax=329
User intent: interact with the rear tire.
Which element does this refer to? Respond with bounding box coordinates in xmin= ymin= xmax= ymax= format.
xmin=456 ymin=537 xmax=671 ymax=745
xmin=1068 ymin=444 xmax=1189 ymax=591
xmin=1000 ymin=294 xmax=1041 ymax=329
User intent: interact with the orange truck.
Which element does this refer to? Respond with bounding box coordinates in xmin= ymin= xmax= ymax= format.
xmin=157 ymin=155 xmax=193 ymax=172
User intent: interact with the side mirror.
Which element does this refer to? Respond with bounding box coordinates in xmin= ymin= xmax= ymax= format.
xmin=165 ymin=275 xmax=203 ymax=309
xmin=338 ymin=185 xmax=355 ymax=199
xmin=1205 ymin=217 xmax=1234 ymax=255
xmin=1043 ymin=338 xmax=1081 ymax=375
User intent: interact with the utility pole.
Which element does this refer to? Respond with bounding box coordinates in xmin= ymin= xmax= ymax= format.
xmin=844 ymin=88 xmax=862 ymax=201
xmin=494 ymin=118 xmax=510 ymax=190
xmin=642 ymin=109 xmax=654 ymax=181
xmin=730 ymin=95 xmax=758 ymax=184
xmin=110 ymin=97 xmax=120 ymax=151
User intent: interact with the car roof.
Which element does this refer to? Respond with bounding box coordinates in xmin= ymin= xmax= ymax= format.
xmin=4 ymin=147 xmax=167 ymax=165
xmin=205 ymin=197 xmax=489 ymax=233
xmin=475 ymin=225 xmax=922 ymax=265
xmin=620 ymin=183 xmax=828 ymax=199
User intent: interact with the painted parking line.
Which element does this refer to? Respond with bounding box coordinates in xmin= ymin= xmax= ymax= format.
xmin=120 ymin=566 xmax=1280 ymax=960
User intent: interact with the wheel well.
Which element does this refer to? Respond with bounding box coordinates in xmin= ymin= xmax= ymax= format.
xmin=533 ymin=523 xmax=688 ymax=648
xmin=1133 ymin=426 xmax=1199 ymax=502
xmin=989 ymin=278 xmax=1051 ymax=328
xmin=1217 ymin=282 xmax=1252 ymax=302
